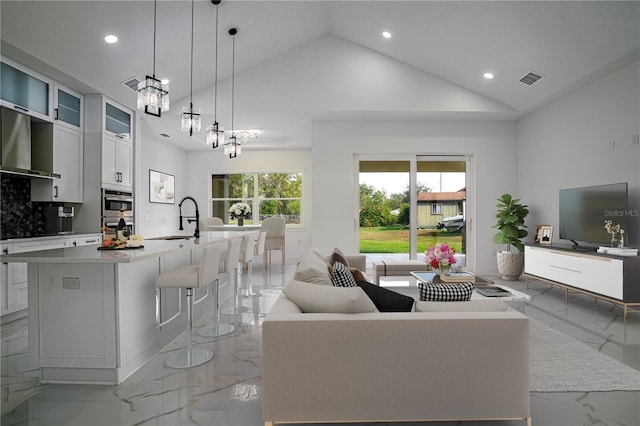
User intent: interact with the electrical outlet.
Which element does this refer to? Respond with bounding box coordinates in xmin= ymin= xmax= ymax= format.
xmin=633 ymin=134 xmax=640 ymax=145
xmin=62 ymin=277 xmax=80 ymax=289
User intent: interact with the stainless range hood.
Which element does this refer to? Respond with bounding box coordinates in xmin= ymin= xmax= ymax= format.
xmin=0 ymin=107 xmax=60 ymax=179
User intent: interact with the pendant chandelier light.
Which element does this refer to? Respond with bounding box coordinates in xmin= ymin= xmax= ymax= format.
xmin=205 ymin=0 xmax=224 ymax=148
xmin=223 ymin=27 xmax=240 ymax=158
xmin=181 ymin=0 xmax=201 ymax=136
xmin=137 ymin=0 xmax=170 ymax=116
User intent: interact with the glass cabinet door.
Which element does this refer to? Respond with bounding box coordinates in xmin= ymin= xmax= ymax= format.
xmin=105 ymin=102 xmax=131 ymax=138
xmin=56 ymin=88 xmax=81 ymax=128
xmin=1 ymin=61 xmax=50 ymax=118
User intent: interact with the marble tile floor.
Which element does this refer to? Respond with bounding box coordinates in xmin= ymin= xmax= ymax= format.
xmin=1 ymin=256 xmax=639 ymax=426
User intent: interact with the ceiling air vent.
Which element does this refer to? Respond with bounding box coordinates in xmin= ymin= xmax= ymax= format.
xmin=121 ymin=77 xmax=141 ymax=92
xmin=519 ymin=71 xmax=544 ymax=86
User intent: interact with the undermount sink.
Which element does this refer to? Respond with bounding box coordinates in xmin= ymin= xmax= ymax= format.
xmin=148 ymin=235 xmax=194 ymax=241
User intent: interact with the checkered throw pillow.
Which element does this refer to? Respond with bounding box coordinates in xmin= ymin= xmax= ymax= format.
xmin=330 ymin=261 xmax=357 ymax=287
xmin=418 ymin=282 xmax=474 ymax=301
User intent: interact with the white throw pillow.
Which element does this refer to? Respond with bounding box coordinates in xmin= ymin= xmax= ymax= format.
xmin=283 ymin=280 xmax=378 ymax=313
xmin=294 ymin=250 xmax=332 ymax=286
xmin=312 ymin=248 xmax=331 ymax=264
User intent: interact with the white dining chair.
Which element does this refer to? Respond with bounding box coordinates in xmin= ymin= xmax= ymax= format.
xmin=261 ymin=216 xmax=286 ymax=270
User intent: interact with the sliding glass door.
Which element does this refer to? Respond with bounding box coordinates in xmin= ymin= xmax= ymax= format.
xmin=359 ymin=160 xmax=411 ymax=259
xmin=416 ymin=157 xmax=468 ymax=266
xmin=358 ymin=156 xmax=471 ymax=267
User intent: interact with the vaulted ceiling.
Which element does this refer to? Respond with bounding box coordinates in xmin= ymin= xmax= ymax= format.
xmin=2 ymin=1 xmax=639 ymax=150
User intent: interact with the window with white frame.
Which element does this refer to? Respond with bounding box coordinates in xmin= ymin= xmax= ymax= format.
xmin=431 ymin=203 xmax=442 ymax=215
xmin=210 ymin=172 xmax=302 ymax=225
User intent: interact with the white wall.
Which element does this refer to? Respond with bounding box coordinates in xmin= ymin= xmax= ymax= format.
xmin=137 ymin=118 xmax=187 ymax=238
xmin=183 ymin=148 xmax=312 ymax=260
xmin=517 ymin=59 xmax=640 ymax=247
xmin=312 ymin=119 xmax=518 ymax=275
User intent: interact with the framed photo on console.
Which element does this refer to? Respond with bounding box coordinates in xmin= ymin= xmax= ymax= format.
xmin=149 ymin=170 xmax=175 ymax=204
xmin=534 ymin=224 xmax=551 ymax=243
xmin=539 ymin=225 xmax=553 ymax=245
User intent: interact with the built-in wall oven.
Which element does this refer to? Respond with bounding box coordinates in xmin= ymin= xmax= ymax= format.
xmin=102 ymin=189 xmax=134 ymax=235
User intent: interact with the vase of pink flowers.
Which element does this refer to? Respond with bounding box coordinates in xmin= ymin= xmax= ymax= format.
xmin=424 ymin=243 xmax=457 ymax=274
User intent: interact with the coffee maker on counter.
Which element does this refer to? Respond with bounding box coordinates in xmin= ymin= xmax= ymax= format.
xmin=44 ymin=206 xmax=74 ymax=235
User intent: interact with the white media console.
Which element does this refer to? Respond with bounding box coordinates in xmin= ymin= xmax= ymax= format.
xmin=524 ymin=244 xmax=640 ymax=323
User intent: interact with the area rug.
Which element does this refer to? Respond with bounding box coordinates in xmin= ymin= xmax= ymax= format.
xmin=529 ymin=318 xmax=640 ymax=392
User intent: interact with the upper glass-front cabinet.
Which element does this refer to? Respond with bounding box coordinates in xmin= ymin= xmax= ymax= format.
xmin=0 ymin=58 xmax=52 ymax=121
xmin=54 ymin=85 xmax=83 ymax=130
xmin=85 ymin=95 xmax=133 ymax=140
xmin=105 ymin=102 xmax=131 ymax=138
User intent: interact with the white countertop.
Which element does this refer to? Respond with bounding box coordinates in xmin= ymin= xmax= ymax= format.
xmin=0 ymin=231 xmax=257 ymax=264
xmin=204 ymin=224 xmax=262 ymax=231
xmin=1 ymin=233 xmax=101 ymax=244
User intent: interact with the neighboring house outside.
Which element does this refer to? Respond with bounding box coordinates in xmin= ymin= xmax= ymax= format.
xmin=417 ymin=189 xmax=466 ymax=228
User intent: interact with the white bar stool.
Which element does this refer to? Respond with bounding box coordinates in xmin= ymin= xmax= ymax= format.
xmin=255 ymin=230 xmax=266 ymax=270
xmin=198 ymin=241 xmax=236 ymax=338
xmin=221 ymin=237 xmax=249 ymax=315
xmin=155 ymin=244 xmax=219 ymax=368
xmin=242 ymin=232 xmax=261 ymax=298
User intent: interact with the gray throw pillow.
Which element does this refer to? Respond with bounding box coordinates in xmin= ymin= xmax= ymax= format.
xmin=330 ymin=247 xmax=350 ymax=268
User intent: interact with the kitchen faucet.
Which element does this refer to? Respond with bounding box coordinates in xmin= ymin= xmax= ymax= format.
xmin=178 ymin=196 xmax=200 ymax=239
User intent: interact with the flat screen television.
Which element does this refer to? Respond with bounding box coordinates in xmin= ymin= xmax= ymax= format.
xmin=559 ymin=182 xmax=628 ymax=249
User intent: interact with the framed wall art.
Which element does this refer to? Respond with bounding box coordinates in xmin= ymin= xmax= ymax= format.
xmin=149 ymin=170 xmax=175 ymax=204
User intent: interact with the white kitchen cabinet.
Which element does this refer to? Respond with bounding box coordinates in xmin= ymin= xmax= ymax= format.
xmin=0 ymin=56 xmax=53 ymax=122
xmin=1 ymin=235 xmax=100 ymax=317
xmin=1 ymin=238 xmax=69 ymax=317
xmin=31 ymin=124 xmax=83 ymax=202
xmin=85 ymin=95 xmax=134 ymax=192
xmin=1 ymin=243 xmax=10 ymax=315
xmin=85 ymin=95 xmax=132 ymax=140
xmin=69 ymin=234 xmax=102 ymax=247
xmin=1 ymin=245 xmax=29 ymax=316
xmin=101 ymin=133 xmax=133 ymax=191
xmin=54 ymin=83 xmax=83 ymax=131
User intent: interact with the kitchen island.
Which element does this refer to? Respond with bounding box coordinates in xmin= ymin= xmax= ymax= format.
xmin=0 ymin=231 xmax=255 ymax=385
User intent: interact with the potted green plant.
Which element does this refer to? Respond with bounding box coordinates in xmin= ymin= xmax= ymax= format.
xmin=492 ymin=193 xmax=529 ymax=280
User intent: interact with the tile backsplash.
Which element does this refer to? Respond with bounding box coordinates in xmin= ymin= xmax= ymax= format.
xmin=0 ymin=176 xmax=61 ymax=239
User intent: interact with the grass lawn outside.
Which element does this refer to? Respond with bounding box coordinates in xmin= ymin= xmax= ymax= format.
xmin=359 ymin=225 xmax=464 ymax=254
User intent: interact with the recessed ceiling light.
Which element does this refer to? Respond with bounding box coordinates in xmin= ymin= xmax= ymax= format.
xmin=382 ymin=31 xmax=392 ymax=39
xmin=483 ymin=72 xmax=494 ymax=80
xmin=104 ymin=34 xmax=118 ymax=44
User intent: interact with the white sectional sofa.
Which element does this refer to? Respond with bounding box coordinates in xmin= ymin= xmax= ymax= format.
xmin=262 ymin=249 xmax=531 ymax=426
